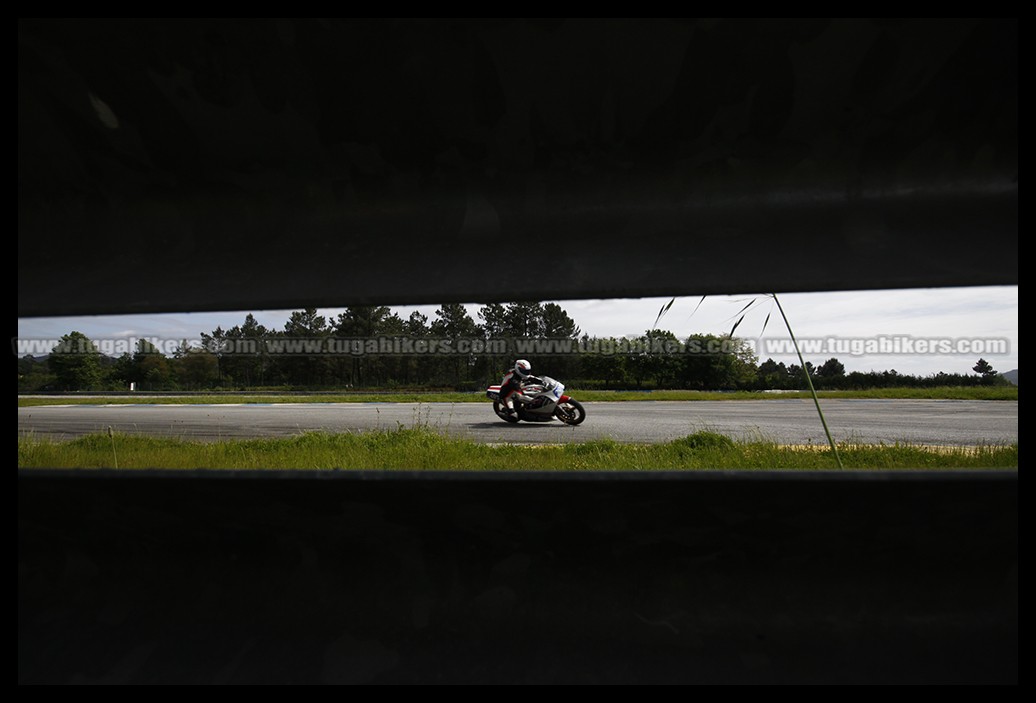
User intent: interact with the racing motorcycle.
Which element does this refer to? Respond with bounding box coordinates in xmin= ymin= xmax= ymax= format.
xmin=486 ymin=376 xmax=586 ymax=425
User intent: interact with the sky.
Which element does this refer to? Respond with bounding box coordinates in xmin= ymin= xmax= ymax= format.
xmin=16 ymin=285 xmax=1018 ymax=378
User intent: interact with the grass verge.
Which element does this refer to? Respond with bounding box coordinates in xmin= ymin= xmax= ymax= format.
xmin=18 ymin=428 xmax=1018 ymax=471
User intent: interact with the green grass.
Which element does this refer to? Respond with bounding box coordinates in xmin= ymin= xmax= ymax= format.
xmin=18 ymin=428 xmax=1018 ymax=471
xmin=16 ymin=385 xmax=1017 ymax=407
xmin=579 ymin=387 xmax=1018 ymax=401
xmin=17 ymin=392 xmax=483 ymax=407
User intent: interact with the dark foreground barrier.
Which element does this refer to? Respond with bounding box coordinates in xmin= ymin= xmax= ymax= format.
xmin=19 ymin=470 xmax=1017 ymax=684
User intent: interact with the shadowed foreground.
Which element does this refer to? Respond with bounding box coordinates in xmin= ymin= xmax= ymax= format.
xmin=19 ymin=471 xmax=1017 ymax=684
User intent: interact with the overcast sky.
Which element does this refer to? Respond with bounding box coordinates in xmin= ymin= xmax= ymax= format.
xmin=16 ymin=285 xmax=1018 ymax=378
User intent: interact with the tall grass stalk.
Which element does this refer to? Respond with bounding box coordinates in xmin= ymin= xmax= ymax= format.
xmin=772 ymin=294 xmax=843 ymax=468
xmin=107 ymin=425 xmax=118 ymax=469
xmin=658 ymin=292 xmax=845 ymax=468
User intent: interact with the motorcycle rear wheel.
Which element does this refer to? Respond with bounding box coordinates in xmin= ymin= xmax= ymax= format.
xmin=554 ymin=399 xmax=586 ymax=426
xmin=493 ymin=402 xmax=519 ymax=423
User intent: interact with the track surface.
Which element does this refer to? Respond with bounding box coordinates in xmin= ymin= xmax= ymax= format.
xmin=18 ymin=399 xmax=1019 ymax=446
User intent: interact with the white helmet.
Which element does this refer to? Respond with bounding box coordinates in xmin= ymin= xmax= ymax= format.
xmin=514 ymin=359 xmax=532 ymax=378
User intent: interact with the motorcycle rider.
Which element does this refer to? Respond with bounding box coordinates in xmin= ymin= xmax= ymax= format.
xmin=490 ymin=359 xmax=585 ymax=425
xmin=498 ymin=359 xmax=536 ymax=411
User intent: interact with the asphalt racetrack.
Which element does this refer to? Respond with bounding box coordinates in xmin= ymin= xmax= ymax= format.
xmin=18 ymin=399 xmax=1018 ymax=447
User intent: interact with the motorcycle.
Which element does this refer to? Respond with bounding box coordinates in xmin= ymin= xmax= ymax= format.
xmin=486 ymin=376 xmax=586 ymax=425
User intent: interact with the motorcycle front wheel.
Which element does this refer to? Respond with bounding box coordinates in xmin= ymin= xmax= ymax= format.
xmin=554 ymin=399 xmax=586 ymax=426
xmin=493 ymin=402 xmax=519 ymax=423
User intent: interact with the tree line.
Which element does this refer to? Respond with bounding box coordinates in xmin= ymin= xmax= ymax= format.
xmin=18 ymin=302 xmax=1012 ymax=392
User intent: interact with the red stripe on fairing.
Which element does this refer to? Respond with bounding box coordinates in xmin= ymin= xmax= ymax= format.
xmin=559 ymin=395 xmax=570 ymax=402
